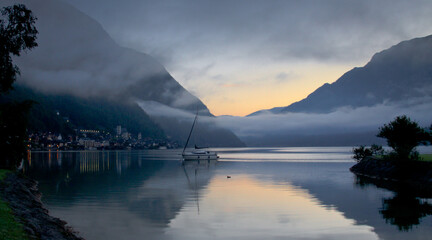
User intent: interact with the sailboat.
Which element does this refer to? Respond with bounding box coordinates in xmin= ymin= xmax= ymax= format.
xmin=182 ymin=112 xmax=219 ymax=161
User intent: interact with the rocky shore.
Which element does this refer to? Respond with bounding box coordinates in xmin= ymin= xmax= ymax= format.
xmin=0 ymin=172 xmax=84 ymax=240
xmin=350 ymin=157 xmax=432 ymax=195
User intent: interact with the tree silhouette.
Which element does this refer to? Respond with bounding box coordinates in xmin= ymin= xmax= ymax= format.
xmin=377 ymin=115 xmax=428 ymax=161
xmin=429 ymin=124 xmax=432 ymax=145
xmin=380 ymin=193 xmax=432 ymax=231
xmin=352 ymin=144 xmax=384 ymax=162
xmin=355 ymin=175 xmax=432 ymax=231
xmin=0 ymin=4 xmax=37 ymax=169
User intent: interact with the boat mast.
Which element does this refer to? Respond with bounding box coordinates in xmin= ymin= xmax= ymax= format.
xmin=182 ymin=111 xmax=198 ymax=154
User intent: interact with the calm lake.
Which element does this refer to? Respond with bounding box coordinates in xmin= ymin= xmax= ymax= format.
xmin=23 ymin=147 xmax=432 ymax=240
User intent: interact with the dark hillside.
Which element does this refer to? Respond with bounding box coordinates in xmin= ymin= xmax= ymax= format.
xmin=1 ymin=85 xmax=166 ymax=139
xmin=284 ymin=35 xmax=432 ymax=113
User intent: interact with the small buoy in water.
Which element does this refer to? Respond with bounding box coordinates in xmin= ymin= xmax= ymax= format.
xmin=227 ymin=176 xmax=231 ymax=178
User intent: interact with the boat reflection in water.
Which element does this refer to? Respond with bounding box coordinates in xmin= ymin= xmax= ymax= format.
xmin=23 ymin=150 xmax=218 ymax=240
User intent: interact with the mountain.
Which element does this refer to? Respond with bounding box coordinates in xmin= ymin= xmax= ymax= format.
xmin=252 ymin=34 xmax=432 ymax=115
xmin=238 ymin=35 xmax=432 ymax=146
xmin=2 ymin=0 xmax=244 ymax=147
xmin=4 ymin=0 xmax=207 ymax=113
xmin=2 ymin=85 xmax=166 ymax=138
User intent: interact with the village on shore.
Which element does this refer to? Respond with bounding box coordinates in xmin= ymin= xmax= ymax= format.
xmin=27 ymin=125 xmax=179 ymax=151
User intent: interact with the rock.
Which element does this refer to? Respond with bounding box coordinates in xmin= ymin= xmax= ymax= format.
xmin=350 ymin=157 xmax=432 ymax=196
xmin=0 ymin=172 xmax=84 ymax=240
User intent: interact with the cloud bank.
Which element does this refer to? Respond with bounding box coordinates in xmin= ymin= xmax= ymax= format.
xmin=139 ymin=99 xmax=432 ymax=146
xmin=219 ymin=101 xmax=432 ymax=137
xmin=65 ymin=0 xmax=432 ymax=64
xmin=61 ymin=0 xmax=432 ymax=116
xmin=1 ymin=0 xmax=211 ymax=115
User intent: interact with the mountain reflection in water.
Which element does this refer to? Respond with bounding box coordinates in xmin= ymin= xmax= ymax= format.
xmin=22 ymin=148 xmax=432 ymax=240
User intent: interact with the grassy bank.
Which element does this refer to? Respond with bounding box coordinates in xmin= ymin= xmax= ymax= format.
xmin=0 ymin=169 xmax=29 ymax=240
xmin=421 ymin=154 xmax=432 ymax=162
xmin=371 ymin=154 xmax=432 ymax=162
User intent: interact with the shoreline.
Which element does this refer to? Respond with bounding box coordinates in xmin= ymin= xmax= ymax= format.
xmin=350 ymin=157 xmax=432 ymax=195
xmin=0 ymin=171 xmax=84 ymax=240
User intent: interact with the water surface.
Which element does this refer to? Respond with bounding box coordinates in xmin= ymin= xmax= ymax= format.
xmin=24 ymin=148 xmax=432 ymax=240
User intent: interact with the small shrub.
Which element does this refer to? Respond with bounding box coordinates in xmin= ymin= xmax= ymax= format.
xmin=370 ymin=144 xmax=384 ymax=156
xmin=409 ymin=150 xmax=420 ymax=161
xmin=353 ymin=144 xmax=384 ymax=162
xmin=353 ymin=146 xmax=372 ymax=162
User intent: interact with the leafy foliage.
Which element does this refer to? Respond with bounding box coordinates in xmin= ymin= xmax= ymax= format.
xmin=0 ymin=4 xmax=37 ymax=169
xmin=352 ymin=144 xmax=384 ymax=162
xmin=377 ymin=115 xmax=429 ymax=161
xmin=0 ymin=101 xmax=32 ymax=169
xmin=429 ymin=124 xmax=432 ymax=144
xmin=0 ymin=4 xmax=37 ymax=93
xmin=353 ymin=146 xmax=372 ymax=162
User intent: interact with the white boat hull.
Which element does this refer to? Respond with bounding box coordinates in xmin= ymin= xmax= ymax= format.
xmin=182 ymin=151 xmax=219 ymax=161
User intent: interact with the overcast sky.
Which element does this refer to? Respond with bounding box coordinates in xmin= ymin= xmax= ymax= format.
xmin=65 ymin=0 xmax=432 ymax=116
